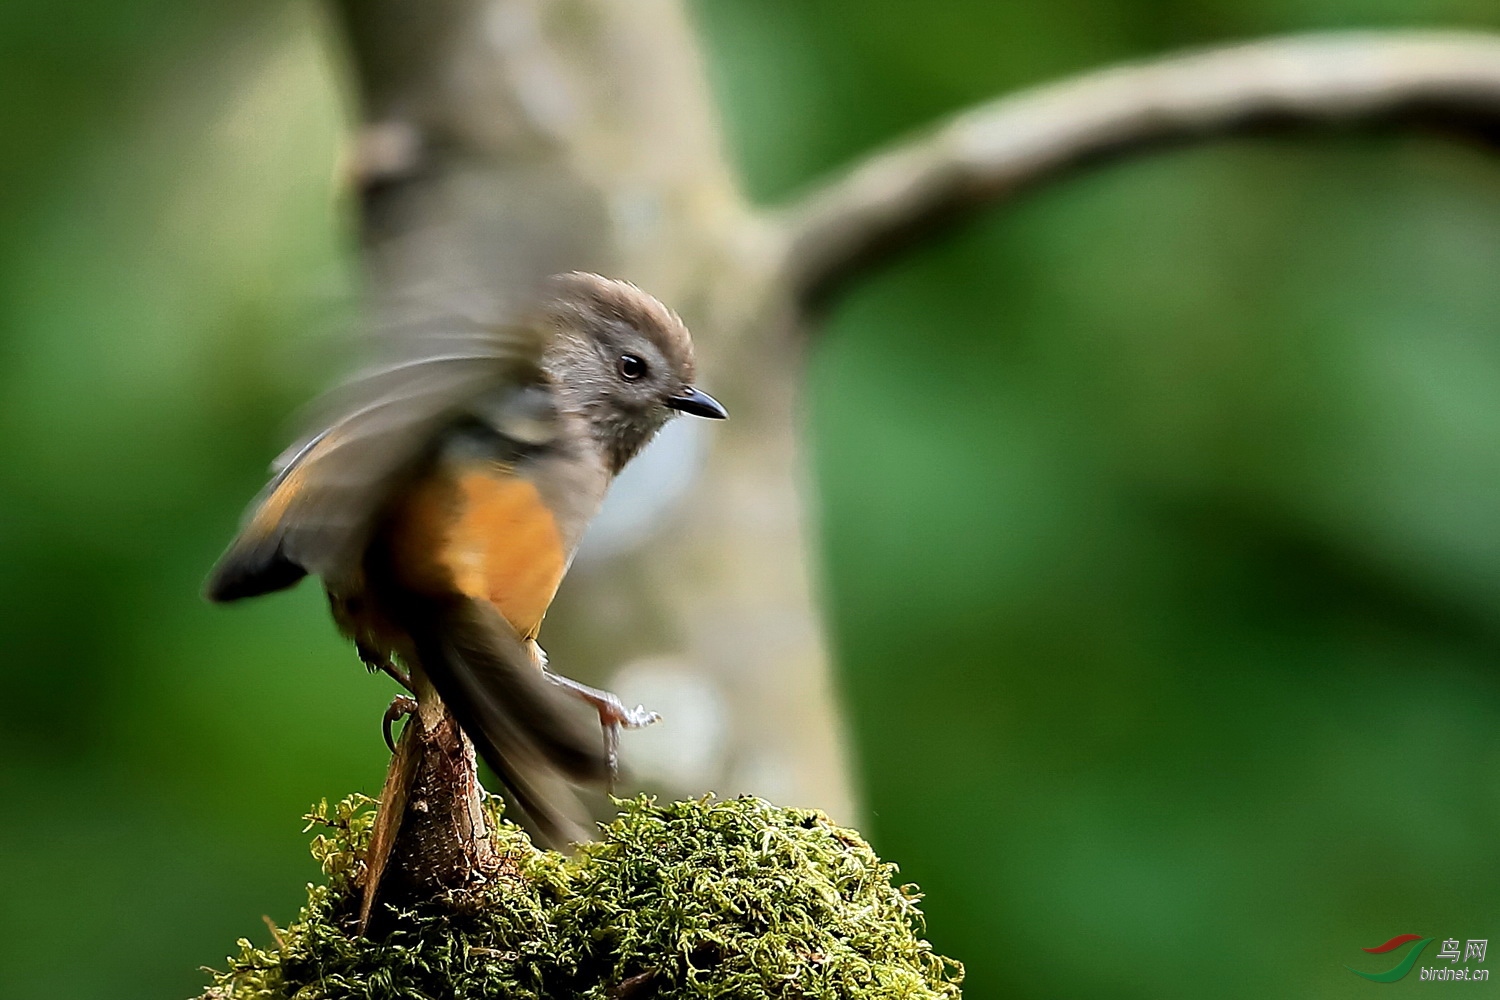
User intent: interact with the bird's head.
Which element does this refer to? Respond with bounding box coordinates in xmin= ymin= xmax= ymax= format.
xmin=540 ymin=272 xmax=727 ymax=472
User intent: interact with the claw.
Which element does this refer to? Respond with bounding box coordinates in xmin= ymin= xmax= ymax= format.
xmin=602 ymin=720 xmax=620 ymax=786
xmin=383 ymin=694 xmax=418 ymax=753
xmin=617 ymin=703 xmax=662 ymax=729
xmin=357 ymin=642 xmax=412 ymax=692
xmin=599 ymin=703 xmax=661 ymax=789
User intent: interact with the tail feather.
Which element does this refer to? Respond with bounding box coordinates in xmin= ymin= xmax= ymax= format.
xmin=405 ymin=593 xmax=611 ymax=847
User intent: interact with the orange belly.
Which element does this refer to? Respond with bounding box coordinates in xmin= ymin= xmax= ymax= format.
xmin=391 ymin=466 xmax=567 ymax=639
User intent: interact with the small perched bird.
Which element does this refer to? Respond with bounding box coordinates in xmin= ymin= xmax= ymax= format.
xmin=205 ymin=273 xmax=727 ymax=844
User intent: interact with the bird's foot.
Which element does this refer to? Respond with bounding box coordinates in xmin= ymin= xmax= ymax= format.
xmin=382 ymin=694 xmax=418 ymax=753
xmin=543 ymin=671 xmax=660 ymax=785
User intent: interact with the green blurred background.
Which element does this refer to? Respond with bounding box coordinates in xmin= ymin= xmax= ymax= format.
xmin=4 ymin=1 xmax=1500 ymax=998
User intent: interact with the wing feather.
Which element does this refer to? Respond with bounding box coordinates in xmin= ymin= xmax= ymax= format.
xmin=206 ymin=319 xmax=547 ymax=601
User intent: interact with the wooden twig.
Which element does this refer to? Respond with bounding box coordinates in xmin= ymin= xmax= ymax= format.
xmin=358 ymin=676 xmax=497 ymax=935
xmin=608 ymin=969 xmax=659 ymax=1000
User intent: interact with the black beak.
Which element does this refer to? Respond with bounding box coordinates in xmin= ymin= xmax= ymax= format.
xmin=665 ymin=386 xmax=728 ymax=420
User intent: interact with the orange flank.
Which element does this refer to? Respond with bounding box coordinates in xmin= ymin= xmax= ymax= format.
xmin=392 ymin=465 xmax=567 ymax=639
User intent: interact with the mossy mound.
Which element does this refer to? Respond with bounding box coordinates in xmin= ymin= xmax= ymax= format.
xmin=204 ymin=794 xmax=963 ymax=1000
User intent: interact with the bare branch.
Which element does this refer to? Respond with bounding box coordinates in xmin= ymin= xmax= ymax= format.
xmin=775 ymin=30 xmax=1500 ymax=309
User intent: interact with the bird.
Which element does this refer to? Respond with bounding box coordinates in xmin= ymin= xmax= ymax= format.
xmin=204 ymin=272 xmax=728 ymax=847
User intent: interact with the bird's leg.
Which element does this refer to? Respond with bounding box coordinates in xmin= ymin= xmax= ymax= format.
xmin=360 ymin=640 xmax=418 ymax=752
xmin=545 ymin=671 xmax=663 ymax=779
xmin=382 ymin=694 xmax=418 ymax=753
xmin=527 ymin=641 xmax=660 ymax=781
xmin=544 ymin=671 xmax=662 ymax=729
xmin=377 ymin=660 xmax=414 ymax=692
xmin=358 ymin=640 xmax=413 ymax=692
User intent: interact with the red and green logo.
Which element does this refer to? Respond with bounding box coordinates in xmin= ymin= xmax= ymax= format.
xmin=1347 ymin=934 xmax=1490 ymax=982
xmin=1347 ymin=934 xmax=1433 ymax=983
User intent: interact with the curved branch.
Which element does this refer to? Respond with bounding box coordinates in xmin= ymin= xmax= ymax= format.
xmin=775 ymin=30 xmax=1500 ymax=309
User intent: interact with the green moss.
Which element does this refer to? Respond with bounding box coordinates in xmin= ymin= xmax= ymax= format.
xmin=204 ymin=794 xmax=963 ymax=1000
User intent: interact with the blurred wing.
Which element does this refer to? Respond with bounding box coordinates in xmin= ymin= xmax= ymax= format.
xmin=206 ymin=318 xmax=548 ymax=601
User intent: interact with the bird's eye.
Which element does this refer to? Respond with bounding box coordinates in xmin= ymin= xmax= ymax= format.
xmin=619 ymin=354 xmax=647 ymax=381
